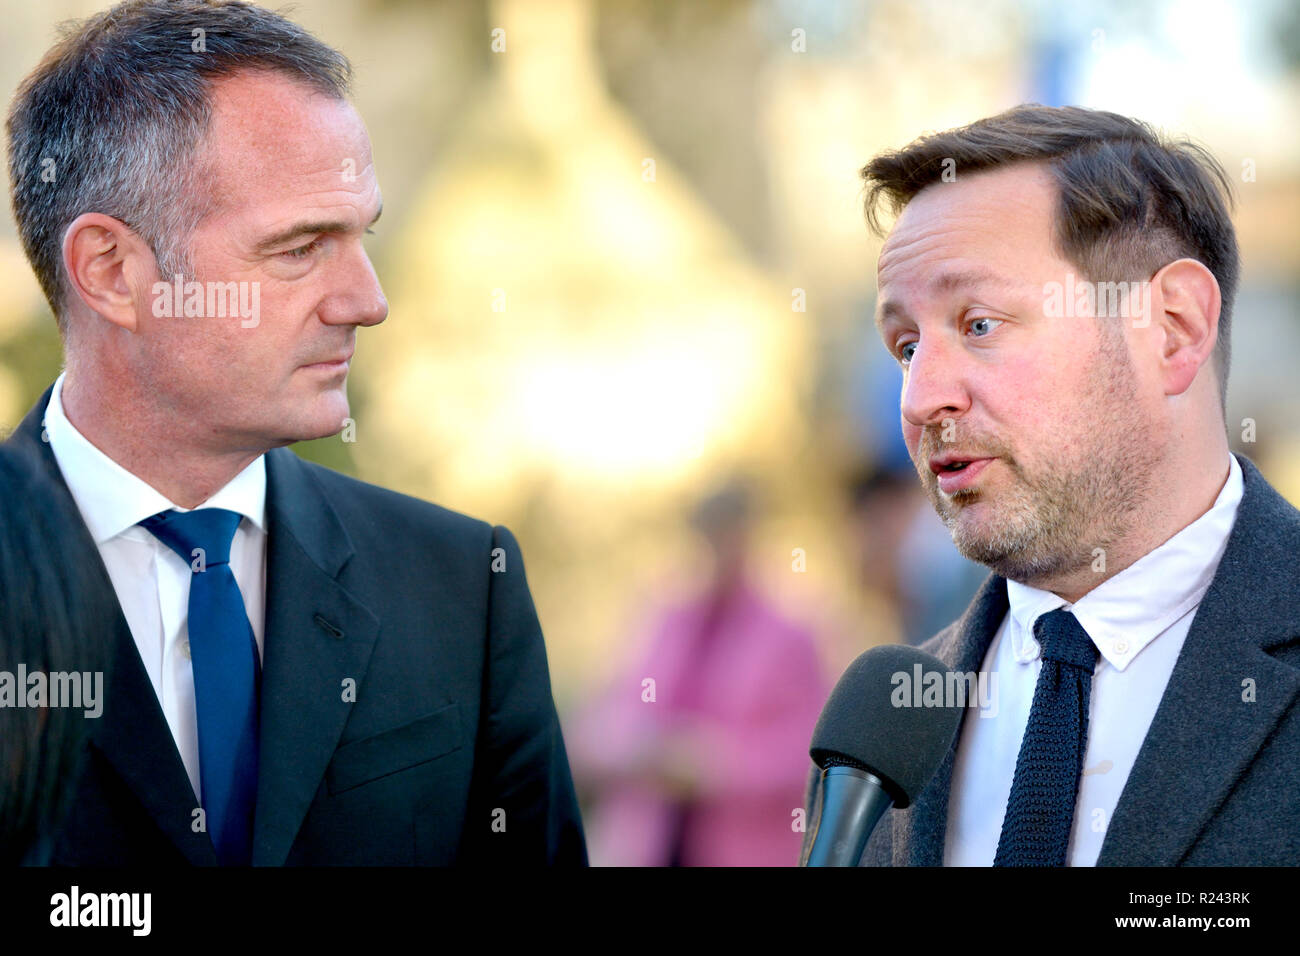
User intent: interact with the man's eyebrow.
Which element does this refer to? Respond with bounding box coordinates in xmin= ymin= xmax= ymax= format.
xmin=254 ymin=201 xmax=384 ymax=253
xmin=929 ymin=267 xmax=1018 ymax=294
xmin=875 ymin=267 xmax=1019 ymax=331
xmin=876 ymin=298 xmax=906 ymax=332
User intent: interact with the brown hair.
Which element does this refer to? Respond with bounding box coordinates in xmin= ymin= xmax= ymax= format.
xmin=861 ymin=104 xmax=1240 ymax=411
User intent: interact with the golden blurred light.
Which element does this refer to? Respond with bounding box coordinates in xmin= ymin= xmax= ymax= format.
xmin=363 ymin=0 xmax=809 ymax=512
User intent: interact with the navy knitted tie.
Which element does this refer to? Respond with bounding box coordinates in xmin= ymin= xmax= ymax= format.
xmin=140 ymin=508 xmax=260 ymax=866
xmin=994 ymin=607 xmax=1098 ymax=867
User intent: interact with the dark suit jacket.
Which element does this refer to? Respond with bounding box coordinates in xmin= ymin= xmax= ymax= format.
xmin=4 ymin=385 xmax=587 ymax=865
xmin=801 ymin=452 xmax=1300 ymax=866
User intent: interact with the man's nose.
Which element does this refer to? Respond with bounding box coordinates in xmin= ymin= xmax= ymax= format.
xmin=319 ymin=247 xmax=388 ymax=327
xmin=900 ymin=335 xmax=971 ymax=429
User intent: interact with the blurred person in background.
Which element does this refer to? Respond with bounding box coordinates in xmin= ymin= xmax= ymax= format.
xmin=844 ymin=464 xmax=913 ymax=616
xmin=570 ymin=480 xmax=829 ymax=866
xmin=846 ymin=462 xmax=986 ymax=646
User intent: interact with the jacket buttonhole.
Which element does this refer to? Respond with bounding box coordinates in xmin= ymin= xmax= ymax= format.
xmin=314 ymin=614 xmax=345 ymax=639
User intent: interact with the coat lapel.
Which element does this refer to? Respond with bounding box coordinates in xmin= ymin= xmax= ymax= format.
xmin=5 ymin=386 xmax=217 ymax=864
xmin=251 ymin=447 xmax=379 ymax=865
xmin=90 ymin=621 xmax=220 ymax=864
xmin=893 ymin=571 xmax=1008 ymax=866
xmin=1097 ymin=453 xmax=1300 ymax=864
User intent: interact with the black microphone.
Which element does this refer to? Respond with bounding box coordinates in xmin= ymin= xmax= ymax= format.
xmin=803 ymin=645 xmax=965 ymax=866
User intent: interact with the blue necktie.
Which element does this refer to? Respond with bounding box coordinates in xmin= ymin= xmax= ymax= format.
xmin=140 ymin=508 xmax=259 ymax=866
xmin=994 ymin=607 xmax=1098 ymax=867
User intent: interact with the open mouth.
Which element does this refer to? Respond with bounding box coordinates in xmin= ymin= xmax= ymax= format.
xmin=934 ymin=457 xmax=994 ymax=493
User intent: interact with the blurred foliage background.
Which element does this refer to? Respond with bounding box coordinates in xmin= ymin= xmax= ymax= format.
xmin=2 ymin=0 xmax=1299 ymax=861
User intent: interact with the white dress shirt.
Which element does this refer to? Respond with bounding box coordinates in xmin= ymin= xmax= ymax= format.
xmin=944 ymin=452 xmax=1243 ymax=866
xmin=44 ymin=371 xmax=267 ymax=803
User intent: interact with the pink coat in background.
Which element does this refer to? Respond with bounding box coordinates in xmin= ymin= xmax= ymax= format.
xmin=569 ymin=579 xmax=831 ymax=866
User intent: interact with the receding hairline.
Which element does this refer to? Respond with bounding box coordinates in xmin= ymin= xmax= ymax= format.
xmin=871 ymin=157 xmax=1059 ymax=237
xmin=167 ymin=66 xmax=366 ymax=253
xmin=5 ymin=0 xmax=357 ymax=330
xmin=873 ymin=163 xmax=1060 ymax=331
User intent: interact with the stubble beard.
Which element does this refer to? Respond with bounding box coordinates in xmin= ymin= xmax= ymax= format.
xmin=919 ymin=327 xmax=1163 ymax=585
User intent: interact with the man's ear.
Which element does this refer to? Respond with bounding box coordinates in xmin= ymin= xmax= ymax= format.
xmin=1151 ymin=257 xmax=1221 ymax=397
xmin=61 ymin=213 xmax=159 ymax=333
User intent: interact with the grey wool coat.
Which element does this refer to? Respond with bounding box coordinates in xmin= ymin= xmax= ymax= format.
xmin=800 ymin=452 xmax=1300 ymax=866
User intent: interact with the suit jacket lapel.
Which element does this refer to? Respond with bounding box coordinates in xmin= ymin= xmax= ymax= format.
xmin=1097 ymin=453 xmax=1300 ymax=864
xmin=252 ymin=447 xmax=379 ymax=865
xmin=893 ymin=571 xmax=1009 ymax=866
xmin=5 ymin=386 xmax=217 ymax=865
xmin=90 ymin=622 xmax=220 ymax=864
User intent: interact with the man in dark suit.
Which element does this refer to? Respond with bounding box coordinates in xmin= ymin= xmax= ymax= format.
xmin=802 ymin=105 xmax=1300 ymax=866
xmin=4 ymin=0 xmax=585 ymax=865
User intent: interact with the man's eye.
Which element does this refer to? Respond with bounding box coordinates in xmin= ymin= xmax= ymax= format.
xmin=897 ymin=317 xmax=1000 ymax=364
xmin=283 ymin=238 xmax=323 ymax=259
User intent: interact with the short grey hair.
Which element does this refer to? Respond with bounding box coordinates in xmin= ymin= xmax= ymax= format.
xmin=6 ymin=0 xmax=352 ymax=334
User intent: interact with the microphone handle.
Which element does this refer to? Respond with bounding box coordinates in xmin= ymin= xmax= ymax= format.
xmin=805 ymin=766 xmax=894 ymax=866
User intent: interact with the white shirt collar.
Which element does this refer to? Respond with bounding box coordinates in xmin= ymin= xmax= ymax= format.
xmin=43 ymin=371 xmax=267 ymax=545
xmin=1006 ymin=452 xmax=1243 ymax=672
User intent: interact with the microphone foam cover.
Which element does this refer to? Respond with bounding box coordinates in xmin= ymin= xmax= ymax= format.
xmin=810 ymin=644 xmax=966 ymax=808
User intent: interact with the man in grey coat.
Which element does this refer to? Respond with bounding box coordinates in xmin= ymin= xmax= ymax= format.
xmin=802 ymin=105 xmax=1300 ymax=866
